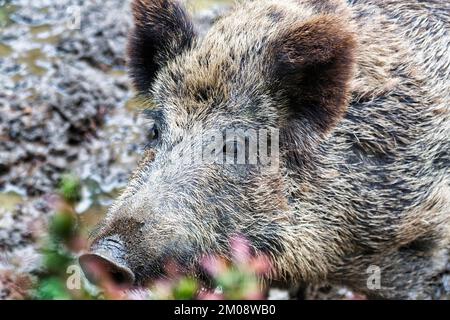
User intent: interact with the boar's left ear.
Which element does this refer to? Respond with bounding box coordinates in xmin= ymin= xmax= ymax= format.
xmin=271 ymin=15 xmax=356 ymax=134
xmin=128 ymin=0 xmax=196 ymax=93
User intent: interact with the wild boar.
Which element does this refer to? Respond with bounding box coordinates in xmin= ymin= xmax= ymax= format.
xmin=80 ymin=0 xmax=450 ymax=299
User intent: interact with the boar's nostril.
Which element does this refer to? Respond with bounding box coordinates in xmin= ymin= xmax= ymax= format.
xmin=79 ymin=253 xmax=135 ymax=288
xmin=79 ymin=237 xmax=135 ymax=288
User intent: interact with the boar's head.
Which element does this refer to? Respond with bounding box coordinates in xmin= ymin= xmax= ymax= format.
xmin=80 ymin=0 xmax=355 ymax=288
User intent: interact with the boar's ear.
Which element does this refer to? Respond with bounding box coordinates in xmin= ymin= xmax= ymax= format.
xmin=128 ymin=0 xmax=195 ymax=93
xmin=271 ymin=15 xmax=356 ymax=134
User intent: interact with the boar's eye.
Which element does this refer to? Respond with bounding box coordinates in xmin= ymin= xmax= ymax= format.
xmin=146 ymin=123 xmax=160 ymax=147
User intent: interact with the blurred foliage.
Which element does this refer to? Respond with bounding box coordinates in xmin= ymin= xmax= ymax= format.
xmin=30 ymin=173 xmax=268 ymax=300
xmin=32 ymin=176 xmax=94 ymax=300
xmin=174 ymin=278 xmax=199 ymax=300
xmin=36 ymin=277 xmax=72 ymax=300
xmin=58 ymin=174 xmax=82 ymax=204
xmin=215 ymin=267 xmax=262 ymax=299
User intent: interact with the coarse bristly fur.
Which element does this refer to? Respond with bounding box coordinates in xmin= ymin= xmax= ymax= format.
xmin=87 ymin=0 xmax=449 ymax=299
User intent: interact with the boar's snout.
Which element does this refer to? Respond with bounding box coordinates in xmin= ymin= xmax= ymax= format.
xmin=79 ymin=236 xmax=135 ymax=289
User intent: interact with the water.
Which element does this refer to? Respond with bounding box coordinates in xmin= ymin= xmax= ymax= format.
xmin=0 ymin=192 xmax=23 ymax=213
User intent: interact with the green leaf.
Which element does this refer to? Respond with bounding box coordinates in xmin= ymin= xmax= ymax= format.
xmin=173 ymin=278 xmax=199 ymax=300
xmin=36 ymin=277 xmax=71 ymax=300
xmin=49 ymin=211 xmax=77 ymax=241
xmin=58 ymin=174 xmax=82 ymax=203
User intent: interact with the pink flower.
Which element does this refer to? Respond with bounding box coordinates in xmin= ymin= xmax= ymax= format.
xmin=230 ymin=235 xmax=251 ymax=264
xmin=249 ymin=255 xmax=272 ymax=276
xmin=201 ymin=256 xmax=228 ymax=278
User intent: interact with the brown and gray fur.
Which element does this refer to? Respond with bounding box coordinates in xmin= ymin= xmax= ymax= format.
xmin=82 ymin=0 xmax=450 ymax=299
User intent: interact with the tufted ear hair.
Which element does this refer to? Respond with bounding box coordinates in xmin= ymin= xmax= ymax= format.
xmin=128 ymin=0 xmax=196 ymax=93
xmin=271 ymin=15 xmax=356 ymax=134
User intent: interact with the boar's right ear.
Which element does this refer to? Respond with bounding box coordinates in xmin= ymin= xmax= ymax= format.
xmin=128 ymin=0 xmax=195 ymax=93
